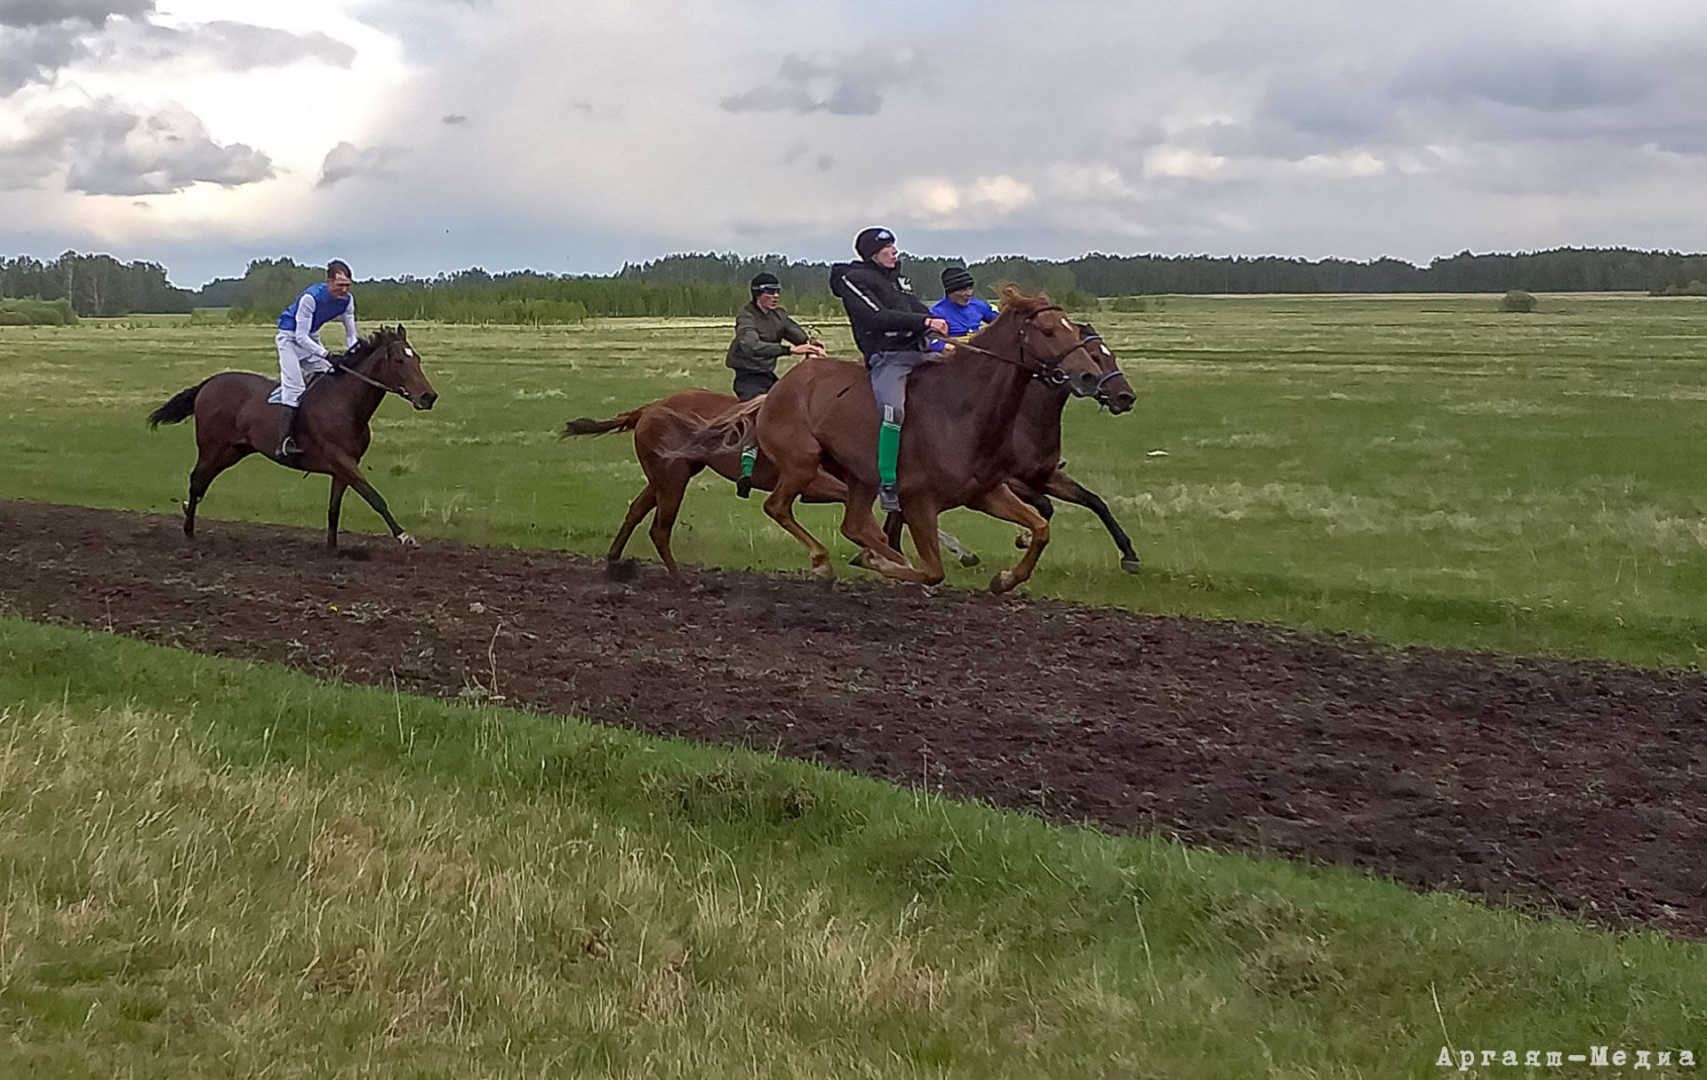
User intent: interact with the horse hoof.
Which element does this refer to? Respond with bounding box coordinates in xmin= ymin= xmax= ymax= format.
xmin=958 ymin=551 xmax=981 ymax=568
xmin=397 ymin=532 xmax=420 ymax=547
xmin=1013 ymin=533 xmax=1030 ymax=550
xmin=1120 ymin=557 xmax=1142 ymax=574
xmin=810 ymin=562 xmax=835 ymax=582
xmin=989 ymin=571 xmax=1017 ymax=594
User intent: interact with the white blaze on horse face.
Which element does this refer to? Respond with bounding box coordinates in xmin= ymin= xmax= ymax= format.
xmin=1060 ymin=316 xmax=1075 ymax=333
xmin=404 ymin=347 xmax=416 ymax=358
xmin=1099 ymin=343 xmax=1112 ymax=357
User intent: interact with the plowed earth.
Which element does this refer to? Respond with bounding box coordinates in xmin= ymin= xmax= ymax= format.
xmin=4 ymin=499 xmax=1704 ymax=937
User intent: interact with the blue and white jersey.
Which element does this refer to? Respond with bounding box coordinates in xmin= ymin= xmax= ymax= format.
xmin=277 ymin=282 xmax=358 ymax=358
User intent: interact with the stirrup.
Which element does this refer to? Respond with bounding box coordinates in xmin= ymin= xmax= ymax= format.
xmin=278 ymin=437 xmax=301 ymax=460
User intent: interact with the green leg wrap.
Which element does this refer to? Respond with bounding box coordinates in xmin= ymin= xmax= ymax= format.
xmin=740 ymin=446 xmax=757 ymax=479
xmin=877 ymin=420 xmax=901 ymax=488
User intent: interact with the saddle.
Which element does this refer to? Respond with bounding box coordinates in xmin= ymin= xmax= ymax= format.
xmin=265 ymin=370 xmax=330 ymax=405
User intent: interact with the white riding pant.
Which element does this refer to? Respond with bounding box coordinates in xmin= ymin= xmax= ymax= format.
xmin=275 ymin=331 xmax=334 ymax=407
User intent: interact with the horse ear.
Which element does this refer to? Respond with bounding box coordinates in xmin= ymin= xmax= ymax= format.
xmin=397 ymin=324 xmax=407 ymax=338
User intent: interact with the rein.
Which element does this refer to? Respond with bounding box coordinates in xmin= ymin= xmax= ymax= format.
xmin=942 ymin=305 xmax=1086 ymax=386
xmin=331 ymin=349 xmax=412 ymax=401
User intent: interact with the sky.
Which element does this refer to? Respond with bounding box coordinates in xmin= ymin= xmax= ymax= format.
xmin=2 ymin=0 xmax=1705 ymax=288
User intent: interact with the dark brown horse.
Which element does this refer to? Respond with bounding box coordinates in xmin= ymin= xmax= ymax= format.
xmin=147 ymin=325 xmax=438 ymax=549
xmin=678 ymin=287 xmax=1128 ymax=590
xmin=560 ymin=390 xmax=982 ymax=574
xmin=882 ymin=322 xmax=1144 ymax=573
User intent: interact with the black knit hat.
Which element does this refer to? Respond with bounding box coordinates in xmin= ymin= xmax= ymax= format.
xmin=941 ymin=266 xmax=975 ymax=293
xmin=854 ymin=226 xmax=895 ymax=261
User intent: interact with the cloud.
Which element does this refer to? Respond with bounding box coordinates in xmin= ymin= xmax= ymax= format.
xmin=0 ymin=0 xmax=152 ymax=28
xmin=720 ymin=47 xmax=917 ymax=116
xmin=441 ymin=113 xmax=467 ymax=125
xmin=318 ymin=141 xmax=402 ymax=187
xmin=0 ymin=20 xmax=85 ymax=92
xmin=0 ymin=99 xmax=273 ymax=194
xmin=1 ymin=7 xmax=352 ymax=97
xmin=100 ymin=19 xmax=356 ymax=70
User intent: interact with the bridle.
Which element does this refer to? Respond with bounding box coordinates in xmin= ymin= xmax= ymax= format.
xmin=331 ymin=341 xmax=415 ymax=402
xmin=1078 ymin=332 xmax=1129 ymax=408
xmin=941 ymin=305 xmax=1093 ymax=387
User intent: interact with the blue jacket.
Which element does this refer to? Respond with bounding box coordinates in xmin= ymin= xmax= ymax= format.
xmin=929 ymin=294 xmax=998 ymax=336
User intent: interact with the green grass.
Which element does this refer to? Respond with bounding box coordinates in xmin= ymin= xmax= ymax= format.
xmin=4 ymin=293 xmax=1707 ymax=667
xmin=2 ymin=614 xmax=1703 ymax=1077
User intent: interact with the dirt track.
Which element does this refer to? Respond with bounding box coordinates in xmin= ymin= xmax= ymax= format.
xmin=4 ymin=499 xmax=1704 ymax=938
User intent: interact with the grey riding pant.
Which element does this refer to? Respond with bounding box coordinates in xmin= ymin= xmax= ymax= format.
xmin=866 ymin=348 xmax=929 ymax=426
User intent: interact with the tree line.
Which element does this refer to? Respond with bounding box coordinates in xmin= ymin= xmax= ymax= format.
xmin=3 ymin=246 xmax=1705 ymax=323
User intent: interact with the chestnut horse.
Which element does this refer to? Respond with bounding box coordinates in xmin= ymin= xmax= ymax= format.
xmin=882 ymin=321 xmax=1144 ymax=573
xmin=677 ymin=288 xmax=1124 ymax=591
xmin=146 ymin=325 xmax=438 ymax=549
xmin=560 ymin=391 xmax=982 ymax=574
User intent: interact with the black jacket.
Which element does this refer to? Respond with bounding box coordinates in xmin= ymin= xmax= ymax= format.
xmin=829 ymin=259 xmax=931 ymax=359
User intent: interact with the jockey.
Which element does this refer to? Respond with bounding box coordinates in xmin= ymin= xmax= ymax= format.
xmin=274 ymin=260 xmax=358 ymax=460
xmin=930 ymin=265 xmax=998 ymax=336
xmin=828 ymin=227 xmax=949 ymax=513
xmin=726 ymin=271 xmax=825 ymax=497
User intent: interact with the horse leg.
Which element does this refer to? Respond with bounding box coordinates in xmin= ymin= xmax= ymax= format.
xmin=183 ymin=445 xmax=245 ymax=539
xmin=882 ymin=509 xmax=978 ymax=568
xmin=327 ymin=478 xmax=348 ymax=550
xmin=1006 ymin=477 xmax=1055 ymax=550
xmin=647 ymin=474 xmax=689 ymax=576
xmin=968 ymin=483 xmax=1051 ymax=594
xmin=840 ymin=483 xmax=934 ymax=584
xmin=762 ymin=473 xmax=835 ymax=580
xmin=1044 ymin=469 xmax=1141 ymax=573
xmin=608 ymin=482 xmax=657 ymax=565
xmin=327 ymin=456 xmax=417 ymax=546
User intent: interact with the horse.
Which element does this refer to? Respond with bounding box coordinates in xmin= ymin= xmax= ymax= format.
xmin=676 ymin=287 xmax=1130 ymax=591
xmin=560 ymin=391 xmax=983 ymax=574
xmin=146 ymin=325 xmax=438 ymax=550
xmin=881 ymin=321 xmax=1144 ymax=574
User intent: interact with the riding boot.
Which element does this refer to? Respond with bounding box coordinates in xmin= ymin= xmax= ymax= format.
xmin=877 ymin=419 xmax=902 ymax=513
xmin=276 ymin=404 xmax=301 ymax=461
xmin=736 ymin=445 xmax=757 ymax=498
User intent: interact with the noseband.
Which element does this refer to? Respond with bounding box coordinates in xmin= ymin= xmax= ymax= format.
xmin=1078 ymin=332 xmax=1128 ymax=407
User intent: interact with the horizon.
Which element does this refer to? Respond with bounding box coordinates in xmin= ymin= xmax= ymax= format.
xmin=10 ymin=242 xmax=1707 ymax=294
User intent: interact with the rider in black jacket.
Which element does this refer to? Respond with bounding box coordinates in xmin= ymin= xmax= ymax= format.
xmin=829 ymin=227 xmax=949 ymax=512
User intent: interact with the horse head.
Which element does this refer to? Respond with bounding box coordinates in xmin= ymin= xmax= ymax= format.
xmin=990 ymin=286 xmax=1106 ymax=400
xmin=1074 ymin=321 xmax=1136 ymax=415
xmin=349 ymin=325 xmax=438 ymax=410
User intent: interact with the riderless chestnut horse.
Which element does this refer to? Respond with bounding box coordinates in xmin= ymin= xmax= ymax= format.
xmin=146 ymin=325 xmax=438 ymax=549
xmin=676 ymin=287 xmax=1127 ymax=591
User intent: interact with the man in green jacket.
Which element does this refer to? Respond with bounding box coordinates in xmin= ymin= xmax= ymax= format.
xmin=726 ymin=271 xmax=825 ymax=495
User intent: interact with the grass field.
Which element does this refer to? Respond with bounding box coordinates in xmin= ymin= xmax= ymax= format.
xmin=2 ymin=615 xmax=1703 ymax=1078
xmin=4 ymin=293 xmax=1705 ymax=667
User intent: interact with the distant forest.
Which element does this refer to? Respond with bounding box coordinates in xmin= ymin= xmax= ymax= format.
xmin=3 ymin=246 xmax=1706 ymax=323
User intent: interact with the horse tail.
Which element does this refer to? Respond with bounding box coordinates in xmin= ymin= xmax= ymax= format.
xmin=147 ymin=379 xmax=209 ymax=429
xmin=662 ymin=396 xmax=765 ymax=461
xmin=559 ymin=407 xmax=644 ymax=439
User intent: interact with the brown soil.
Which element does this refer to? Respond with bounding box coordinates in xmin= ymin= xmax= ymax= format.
xmin=4 ymin=499 xmax=1704 ymax=938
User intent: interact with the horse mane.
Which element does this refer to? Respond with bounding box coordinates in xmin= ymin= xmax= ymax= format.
xmin=344 ymin=326 xmax=402 ymax=363
xmin=994 ymin=283 xmax=1052 ymax=315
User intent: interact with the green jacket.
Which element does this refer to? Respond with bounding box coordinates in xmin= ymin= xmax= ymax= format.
xmin=725 ymin=301 xmax=809 ymax=375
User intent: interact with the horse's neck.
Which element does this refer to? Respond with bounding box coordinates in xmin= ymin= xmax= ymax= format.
xmin=316 ymin=359 xmax=385 ymax=422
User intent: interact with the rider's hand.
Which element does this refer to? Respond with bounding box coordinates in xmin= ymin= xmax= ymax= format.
xmin=925 ymin=318 xmax=950 ymax=336
xmin=789 ymin=342 xmax=825 ymax=356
